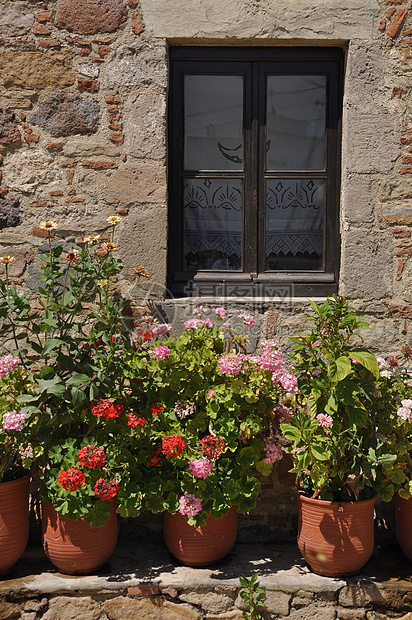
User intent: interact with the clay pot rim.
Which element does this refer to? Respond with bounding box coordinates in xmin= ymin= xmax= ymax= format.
xmin=0 ymin=474 xmax=30 ymax=488
xmin=297 ymin=492 xmax=377 ymax=508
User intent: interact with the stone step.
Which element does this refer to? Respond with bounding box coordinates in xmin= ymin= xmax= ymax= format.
xmin=1 ymin=531 xmax=412 ymax=620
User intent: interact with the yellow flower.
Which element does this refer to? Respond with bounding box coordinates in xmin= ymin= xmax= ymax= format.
xmin=0 ymin=256 xmax=15 ymax=265
xmin=97 ymin=279 xmax=108 ymax=287
xmin=84 ymin=234 xmax=101 ymax=244
xmin=39 ymin=221 xmax=58 ymax=230
xmin=106 ymin=215 xmax=122 ymax=225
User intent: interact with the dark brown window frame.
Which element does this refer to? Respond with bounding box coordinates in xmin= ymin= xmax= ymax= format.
xmin=168 ymin=46 xmax=343 ymax=298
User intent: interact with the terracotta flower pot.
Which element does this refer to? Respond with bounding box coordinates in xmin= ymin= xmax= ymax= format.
xmin=395 ymin=493 xmax=412 ymax=562
xmin=297 ymin=493 xmax=376 ymax=577
xmin=42 ymin=501 xmax=118 ymax=575
xmin=164 ymin=506 xmax=237 ymax=566
xmin=0 ymin=475 xmax=30 ymax=576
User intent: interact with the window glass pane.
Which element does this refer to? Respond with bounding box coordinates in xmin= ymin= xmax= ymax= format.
xmin=184 ymin=178 xmax=242 ymax=270
xmin=184 ymin=75 xmax=243 ymax=171
xmin=266 ymin=75 xmax=326 ymax=171
xmin=265 ymin=178 xmax=324 ymax=270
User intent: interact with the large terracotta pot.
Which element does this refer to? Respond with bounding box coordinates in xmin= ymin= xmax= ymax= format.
xmin=297 ymin=493 xmax=376 ymax=577
xmin=164 ymin=506 xmax=237 ymax=566
xmin=395 ymin=493 xmax=412 ymax=562
xmin=0 ymin=475 xmax=30 ymax=576
xmin=42 ymin=501 xmax=118 ymax=575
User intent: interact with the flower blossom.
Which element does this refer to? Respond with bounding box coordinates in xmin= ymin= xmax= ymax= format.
xmin=0 ymin=255 xmax=15 ymax=265
xmin=61 ymin=249 xmax=80 ymax=265
xmin=207 ymin=389 xmax=215 ymax=399
xmin=94 ymin=478 xmax=119 ymax=500
xmin=83 ymin=234 xmax=101 ymax=244
xmin=188 ymin=457 xmax=213 ymax=479
xmin=127 ymin=412 xmax=146 ymax=427
xmin=162 ymin=434 xmax=186 ymax=458
xmin=238 ymin=313 xmax=255 ymax=327
xmin=106 ymin=215 xmax=122 ymax=225
xmin=179 ymin=492 xmax=202 ymax=517
xmin=151 ymin=403 xmax=165 ymax=415
xmin=263 ymin=437 xmax=283 ymax=464
xmin=212 ymin=307 xmax=227 ymax=320
xmin=91 ymin=399 xmax=125 ymax=419
xmin=152 ymin=323 xmax=172 ymax=336
xmin=0 ymin=354 xmax=22 ymax=378
xmin=193 ymin=306 xmax=208 ymax=316
xmin=202 ymin=318 xmax=214 ymax=328
xmin=184 ymin=318 xmax=204 ymax=330
xmin=174 ymin=400 xmax=194 ymax=419
xmin=58 ymin=468 xmax=85 ymax=492
xmin=151 ymin=345 xmax=171 ymax=360
xmin=316 ymin=413 xmax=333 ymax=428
xmin=78 ymin=445 xmax=106 ymax=468
xmin=401 ymin=399 xmax=412 ymax=409
xmin=218 ymin=353 xmax=247 ymax=376
xmin=200 ymin=435 xmax=226 ymax=460
xmin=147 ymin=448 xmax=162 ymax=467
xmin=18 ymin=443 xmax=33 ymax=460
xmin=39 ymin=220 xmax=57 ymax=231
xmin=2 ymin=410 xmax=25 ymax=432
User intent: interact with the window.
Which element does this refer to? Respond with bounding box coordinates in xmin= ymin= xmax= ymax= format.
xmin=168 ymin=47 xmax=343 ymax=298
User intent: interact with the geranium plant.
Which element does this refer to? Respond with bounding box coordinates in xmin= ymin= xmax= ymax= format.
xmin=281 ymin=295 xmax=395 ymax=502
xmin=0 ymin=352 xmax=39 ymax=482
xmin=374 ymin=349 xmax=412 ymax=500
xmin=127 ymin=307 xmax=297 ymax=526
xmin=0 ymin=217 xmax=150 ymax=524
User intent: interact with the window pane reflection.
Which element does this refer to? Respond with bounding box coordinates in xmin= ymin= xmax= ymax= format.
xmin=266 ymin=75 xmax=326 ymax=171
xmin=266 ymin=178 xmax=324 ymax=270
xmin=184 ymin=75 xmax=244 ymax=171
xmin=184 ymin=178 xmax=242 ymax=270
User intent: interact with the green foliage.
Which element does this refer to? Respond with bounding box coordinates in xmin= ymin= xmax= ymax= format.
xmin=0 ymin=219 xmax=149 ymax=524
xmin=127 ymin=309 xmax=297 ymax=526
xmin=239 ymin=573 xmax=265 ymax=620
xmin=282 ymin=294 xmax=395 ymax=502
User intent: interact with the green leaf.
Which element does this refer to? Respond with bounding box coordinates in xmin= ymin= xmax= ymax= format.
xmin=328 ymin=356 xmax=352 ymax=382
xmin=42 ymin=338 xmax=65 ymax=356
xmin=71 ymin=386 xmax=86 ymax=407
xmin=66 ymin=374 xmax=92 ymax=387
xmin=348 ymin=349 xmax=379 ymax=379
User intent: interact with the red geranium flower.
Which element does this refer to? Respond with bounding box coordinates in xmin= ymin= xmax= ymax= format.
xmin=78 ymin=445 xmax=105 ymax=468
xmin=151 ymin=403 xmax=164 ymax=416
xmin=127 ymin=412 xmax=146 ymax=428
xmin=200 ymin=435 xmax=226 ymax=460
xmin=147 ymin=448 xmax=162 ymax=467
xmin=91 ymin=399 xmax=125 ymax=419
xmin=58 ymin=468 xmax=85 ymax=492
xmin=94 ymin=478 xmax=119 ymax=501
xmin=162 ymin=434 xmax=185 ymax=458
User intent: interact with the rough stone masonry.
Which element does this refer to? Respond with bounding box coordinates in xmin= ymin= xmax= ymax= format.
xmin=0 ymin=0 xmax=412 ymax=534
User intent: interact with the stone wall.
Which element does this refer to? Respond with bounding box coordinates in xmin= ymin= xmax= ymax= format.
xmin=0 ymin=0 xmax=411 ymax=534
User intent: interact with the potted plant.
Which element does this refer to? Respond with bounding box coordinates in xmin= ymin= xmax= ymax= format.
xmin=0 ymin=344 xmax=39 ymax=575
xmin=374 ymin=349 xmax=412 ymax=562
xmin=127 ymin=307 xmax=297 ymax=566
xmin=281 ymin=295 xmax=395 ymax=577
xmin=0 ymin=218 xmax=150 ymax=574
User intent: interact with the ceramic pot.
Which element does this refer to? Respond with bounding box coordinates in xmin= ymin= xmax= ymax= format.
xmin=0 ymin=475 xmax=30 ymax=576
xmin=395 ymin=493 xmax=412 ymax=562
xmin=297 ymin=493 xmax=376 ymax=577
xmin=42 ymin=501 xmax=118 ymax=575
xmin=164 ymin=505 xmax=237 ymax=566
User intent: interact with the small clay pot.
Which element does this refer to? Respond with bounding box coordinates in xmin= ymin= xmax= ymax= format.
xmin=395 ymin=493 xmax=412 ymax=562
xmin=164 ymin=506 xmax=237 ymax=566
xmin=0 ymin=475 xmax=30 ymax=576
xmin=42 ymin=501 xmax=117 ymax=575
xmin=297 ymin=493 xmax=376 ymax=577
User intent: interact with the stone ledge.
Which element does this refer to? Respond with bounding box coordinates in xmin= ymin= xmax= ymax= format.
xmin=1 ymin=535 xmax=412 ymax=619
